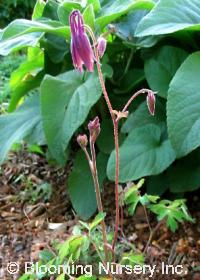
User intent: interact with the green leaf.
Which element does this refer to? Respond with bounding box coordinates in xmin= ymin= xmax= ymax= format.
xmin=136 ymin=0 xmax=200 ymax=36
xmin=57 ymin=1 xmax=85 ymax=25
xmin=96 ymin=0 xmax=155 ymax=30
xmin=89 ymin=212 xmax=106 ymax=231
xmin=121 ymin=252 xmax=144 ymax=266
xmin=40 ymin=70 xmax=102 ymax=164
xmin=97 ymin=119 xmax=125 ymax=154
xmin=145 ymin=46 xmax=188 ymax=98
xmin=107 ymin=124 xmax=176 ymax=182
xmin=146 ymin=173 xmax=169 ymax=195
xmin=56 ymin=274 xmax=65 ymax=280
xmin=68 ymin=152 xmax=108 ymax=220
xmin=149 ymin=199 xmax=194 ymax=232
xmin=0 ymin=94 xmax=41 ymax=164
xmin=9 ymin=49 xmax=44 ymax=111
xmin=167 ymin=52 xmax=200 ymax=157
xmin=113 ymin=9 xmax=158 ymax=48
xmin=168 ymin=150 xmax=200 ymax=193
xmin=32 ymin=0 xmax=46 ymax=20
xmin=83 ymin=4 xmax=95 ymax=30
xmin=77 ymin=276 xmax=96 ymax=280
xmin=88 ymin=0 xmax=101 ymax=13
xmin=124 ymin=186 xmax=140 ymax=215
xmin=0 ymin=19 xmax=70 ymax=55
xmin=114 ymin=68 xmax=145 ymax=94
xmin=121 ymin=99 xmax=166 ymax=134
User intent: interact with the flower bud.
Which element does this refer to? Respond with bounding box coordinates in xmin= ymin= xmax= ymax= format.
xmin=146 ymin=91 xmax=156 ymax=116
xmin=77 ymin=134 xmax=88 ymax=149
xmin=88 ymin=117 xmax=100 ymax=143
xmin=97 ymin=37 xmax=107 ymax=58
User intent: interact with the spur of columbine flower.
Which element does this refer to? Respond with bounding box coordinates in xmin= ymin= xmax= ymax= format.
xmin=69 ymin=10 xmax=94 ymax=72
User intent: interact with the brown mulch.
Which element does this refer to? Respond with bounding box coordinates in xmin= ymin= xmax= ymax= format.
xmin=0 ymin=149 xmax=199 ymax=280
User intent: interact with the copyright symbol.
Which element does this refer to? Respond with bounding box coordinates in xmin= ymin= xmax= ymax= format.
xmin=7 ymin=262 xmax=19 ymax=275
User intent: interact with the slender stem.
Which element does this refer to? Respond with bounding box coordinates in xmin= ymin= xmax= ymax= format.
xmin=89 ymin=139 xmax=109 ymax=261
xmin=112 ymin=120 xmax=120 ymax=253
xmin=143 ymin=220 xmax=163 ymax=254
xmin=84 ymin=25 xmax=113 ymax=116
xmin=84 ymin=25 xmax=121 ymax=256
xmin=122 ymin=88 xmax=153 ymax=113
xmin=84 ymin=26 xmax=154 ymax=259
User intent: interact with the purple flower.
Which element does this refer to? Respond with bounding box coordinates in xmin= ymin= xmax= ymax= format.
xmin=88 ymin=116 xmax=101 ymax=143
xmin=69 ymin=10 xmax=94 ymax=72
xmin=146 ymin=91 xmax=156 ymax=116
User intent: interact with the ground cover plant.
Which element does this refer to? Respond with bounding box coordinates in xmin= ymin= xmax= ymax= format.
xmin=0 ymin=0 xmax=200 ymax=279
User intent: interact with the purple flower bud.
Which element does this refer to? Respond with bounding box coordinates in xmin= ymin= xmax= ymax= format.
xmin=88 ymin=117 xmax=100 ymax=143
xmin=146 ymin=91 xmax=156 ymax=116
xmin=97 ymin=37 xmax=107 ymax=58
xmin=69 ymin=10 xmax=94 ymax=72
xmin=77 ymin=134 xmax=88 ymax=148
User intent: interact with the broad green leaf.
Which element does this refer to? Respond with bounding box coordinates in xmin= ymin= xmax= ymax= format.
xmin=145 ymin=46 xmax=188 ymax=98
xmin=97 ymin=119 xmax=125 ymax=154
xmin=136 ymin=0 xmax=200 ymax=36
xmin=146 ymin=173 xmax=169 ymax=195
xmin=114 ymin=68 xmax=145 ymax=94
xmin=89 ymin=212 xmax=106 ymax=231
xmin=167 ymin=52 xmax=200 ymax=157
xmin=0 ymin=94 xmax=41 ymax=164
xmin=168 ymin=150 xmax=200 ymax=193
xmin=83 ymin=4 xmax=95 ymax=30
xmin=121 ymin=99 xmax=166 ymax=134
xmin=68 ymin=152 xmax=108 ymax=220
xmin=0 ymin=19 xmax=70 ymax=55
xmin=57 ymin=1 xmax=84 ymax=25
xmin=96 ymin=0 xmax=155 ymax=29
xmin=32 ymin=0 xmax=46 ymax=20
xmin=88 ymin=0 xmax=101 ymax=13
xmin=107 ymin=124 xmax=176 ymax=182
xmin=41 ymin=70 xmax=101 ymax=164
xmin=9 ymin=50 xmax=44 ymax=111
xmin=113 ymin=10 xmax=158 ymax=48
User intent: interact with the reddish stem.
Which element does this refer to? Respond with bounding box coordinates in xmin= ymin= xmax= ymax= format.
xmin=112 ymin=120 xmax=120 ymax=252
xmin=122 ymin=88 xmax=153 ymax=113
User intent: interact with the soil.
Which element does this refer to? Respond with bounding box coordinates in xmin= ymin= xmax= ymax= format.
xmin=0 ymin=149 xmax=199 ymax=280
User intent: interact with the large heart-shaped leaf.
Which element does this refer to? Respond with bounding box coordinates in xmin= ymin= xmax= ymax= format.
xmin=107 ymin=124 xmax=176 ymax=182
xmin=41 ymin=70 xmax=102 ymax=165
xmin=68 ymin=152 xmax=108 ymax=220
xmin=145 ymin=46 xmax=188 ymax=98
xmin=167 ymin=52 xmax=200 ymax=157
xmin=0 ymin=94 xmax=41 ymax=164
xmin=113 ymin=9 xmax=158 ymax=48
xmin=96 ymin=0 xmax=155 ymax=29
xmin=136 ymin=0 xmax=200 ymax=36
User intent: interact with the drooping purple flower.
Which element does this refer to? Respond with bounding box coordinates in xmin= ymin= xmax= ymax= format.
xmin=97 ymin=37 xmax=107 ymax=58
xmin=69 ymin=10 xmax=94 ymax=72
xmin=146 ymin=91 xmax=156 ymax=116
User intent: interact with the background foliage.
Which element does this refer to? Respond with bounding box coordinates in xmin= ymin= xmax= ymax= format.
xmin=0 ymin=0 xmax=35 ymax=27
xmin=0 ymin=0 xmax=200 ymax=220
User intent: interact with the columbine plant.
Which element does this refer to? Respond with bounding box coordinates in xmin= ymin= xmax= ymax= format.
xmin=70 ymin=10 xmax=156 ymax=260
